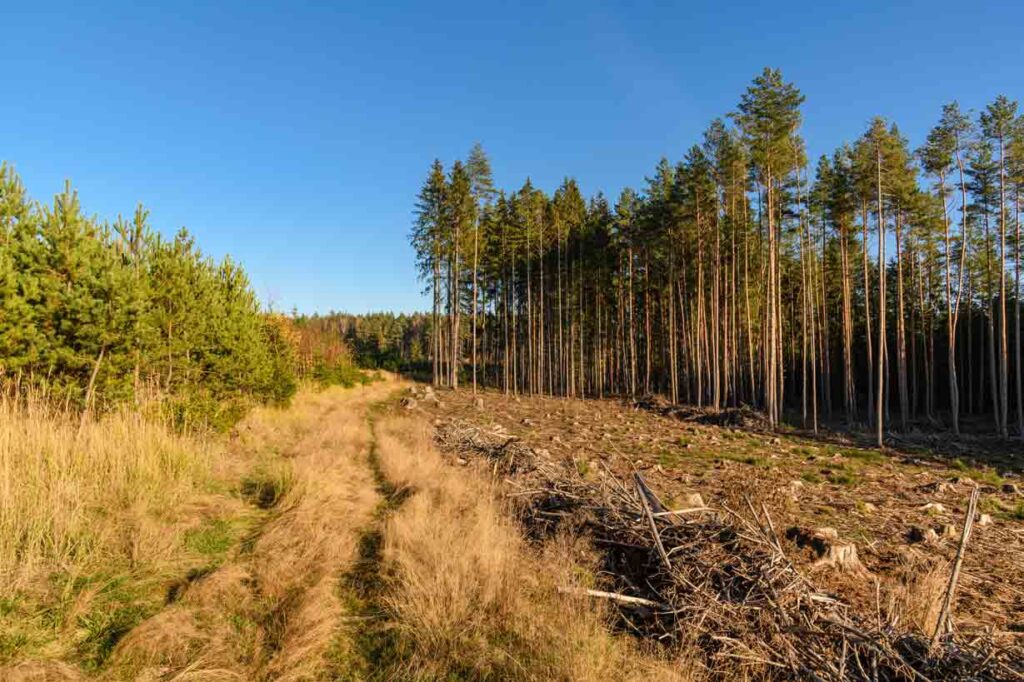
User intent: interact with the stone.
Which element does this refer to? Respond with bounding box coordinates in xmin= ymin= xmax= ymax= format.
xmin=938 ymin=523 xmax=958 ymax=540
xmin=680 ymin=493 xmax=705 ymax=509
xmin=977 ymin=513 xmax=994 ymax=526
xmin=919 ymin=502 xmax=947 ymax=514
xmin=474 ymin=397 xmax=484 ymax=410
xmin=401 ymin=397 xmax=417 ymax=410
xmin=456 ymin=458 xmax=469 ymax=466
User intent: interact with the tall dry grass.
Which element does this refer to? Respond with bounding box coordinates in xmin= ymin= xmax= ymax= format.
xmin=373 ymin=414 xmax=693 ymax=681
xmin=0 ymin=391 xmax=240 ymax=680
xmin=107 ymin=381 xmax=392 ymax=681
xmin=882 ymin=555 xmax=949 ymax=636
xmin=0 ymin=393 xmax=216 ymax=593
xmin=2 ymin=379 xmax=696 ymax=680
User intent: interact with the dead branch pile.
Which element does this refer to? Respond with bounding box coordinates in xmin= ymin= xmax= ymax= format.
xmin=434 ymin=420 xmax=537 ymax=475
xmin=435 ymin=418 xmax=1024 ymax=682
xmin=632 ymin=395 xmax=772 ymax=431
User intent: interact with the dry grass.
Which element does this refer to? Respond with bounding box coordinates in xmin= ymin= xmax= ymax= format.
xmin=0 ymin=392 xmax=235 ymax=674
xmin=882 ymin=556 xmax=949 ymax=636
xmin=3 ymin=379 xmax=697 ymax=680
xmin=107 ymin=381 xmax=391 ymax=681
xmin=0 ymin=395 xmax=214 ymax=591
xmin=373 ymin=413 xmax=691 ymax=681
xmin=0 ymin=381 xmax=392 ymax=678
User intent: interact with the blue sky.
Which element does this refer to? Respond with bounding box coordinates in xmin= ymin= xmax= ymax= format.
xmin=3 ymin=1 xmax=1020 ymax=313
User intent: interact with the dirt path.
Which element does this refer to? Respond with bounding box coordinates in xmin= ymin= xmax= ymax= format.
xmin=324 ymin=401 xmax=415 ymax=681
xmin=1 ymin=378 xmax=687 ymax=681
xmin=101 ymin=378 xmax=405 ymax=681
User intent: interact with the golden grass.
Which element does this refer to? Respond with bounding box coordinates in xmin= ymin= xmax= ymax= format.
xmin=0 ymin=395 xmax=214 ymax=592
xmin=2 ymin=379 xmax=694 ymax=680
xmin=882 ymin=556 xmax=948 ymax=637
xmin=107 ymin=381 xmax=392 ymax=681
xmin=0 ymin=392 xmax=239 ymax=677
xmin=373 ymin=413 xmax=692 ymax=681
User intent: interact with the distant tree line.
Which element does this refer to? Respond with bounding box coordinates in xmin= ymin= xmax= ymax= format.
xmin=292 ymin=311 xmax=431 ymax=375
xmin=410 ymin=68 xmax=1024 ymax=442
xmin=0 ymin=165 xmax=304 ymax=429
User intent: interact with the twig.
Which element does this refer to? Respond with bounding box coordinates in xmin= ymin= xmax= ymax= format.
xmin=557 ymin=586 xmax=669 ymax=610
xmin=652 ymin=507 xmax=713 ymax=517
xmin=634 ymin=473 xmax=672 ymax=572
xmin=931 ymin=486 xmax=980 ymax=647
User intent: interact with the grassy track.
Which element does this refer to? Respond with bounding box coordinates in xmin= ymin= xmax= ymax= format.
xmin=2 ymin=380 xmax=685 ymax=681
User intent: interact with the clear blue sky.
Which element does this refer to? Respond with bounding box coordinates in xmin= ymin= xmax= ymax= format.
xmin=3 ymin=1 xmax=1020 ymax=313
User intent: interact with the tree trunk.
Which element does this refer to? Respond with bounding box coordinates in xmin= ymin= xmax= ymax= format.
xmin=876 ymin=146 xmax=886 ymax=448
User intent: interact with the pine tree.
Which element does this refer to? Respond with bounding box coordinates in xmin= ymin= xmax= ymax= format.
xmin=980 ymin=96 xmax=1018 ymax=438
xmin=411 ymin=160 xmax=447 ymax=386
xmin=733 ymin=67 xmax=805 ymax=429
xmin=466 ymin=143 xmax=495 ymax=394
xmin=968 ymin=139 xmax=1001 ymax=432
xmin=401 ymin=69 xmax=1021 ymax=442
xmin=920 ymin=104 xmax=972 ymax=435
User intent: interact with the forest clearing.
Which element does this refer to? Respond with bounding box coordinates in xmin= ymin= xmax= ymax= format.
xmin=419 ymin=387 xmax=1024 ymax=675
xmin=7 ymin=376 xmax=1021 ymax=679
xmin=5 ymin=3 xmax=1024 ymax=676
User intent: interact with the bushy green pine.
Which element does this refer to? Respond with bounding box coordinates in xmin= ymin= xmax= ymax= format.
xmin=0 ymin=166 xmax=297 ymax=429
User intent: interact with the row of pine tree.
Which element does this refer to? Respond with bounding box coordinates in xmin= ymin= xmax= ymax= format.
xmin=0 ymin=164 xmax=296 ymax=428
xmin=411 ymin=68 xmax=1024 ymax=442
xmin=293 ymin=311 xmax=431 ymax=372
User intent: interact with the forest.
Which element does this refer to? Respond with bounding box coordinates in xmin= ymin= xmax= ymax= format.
xmin=293 ymin=311 xmax=431 ymax=373
xmin=410 ymin=68 xmax=1024 ymax=443
xmin=0 ymin=167 xmax=381 ymax=429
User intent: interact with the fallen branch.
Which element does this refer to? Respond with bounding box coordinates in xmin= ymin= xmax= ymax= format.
xmin=634 ymin=473 xmax=672 ymax=572
xmin=931 ymin=485 xmax=981 ymax=647
xmin=557 ymin=586 xmax=669 ymax=610
xmin=436 ymin=418 xmax=1023 ymax=681
xmin=652 ymin=507 xmax=713 ymax=517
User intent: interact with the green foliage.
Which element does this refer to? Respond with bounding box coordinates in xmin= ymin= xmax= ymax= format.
xmin=800 ymin=471 xmax=823 ymax=484
xmin=0 ymin=164 xmax=297 ymax=427
xmin=76 ymin=600 xmax=153 ymax=669
xmin=184 ymin=519 xmax=236 ymax=556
